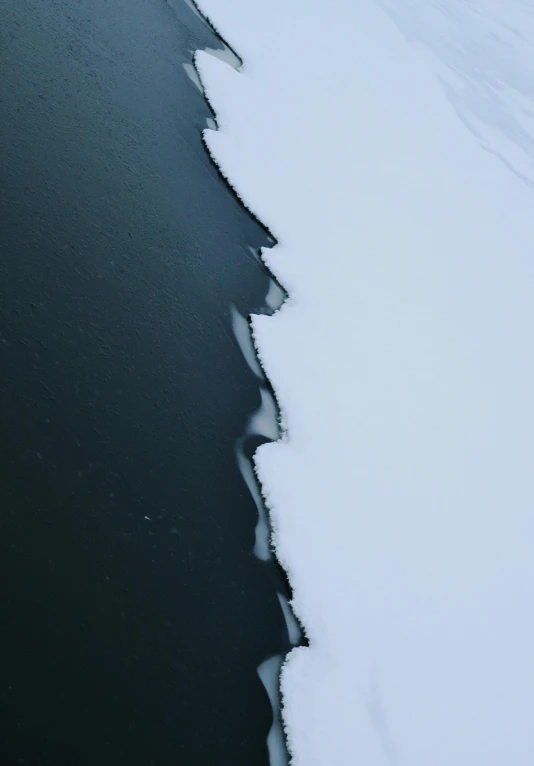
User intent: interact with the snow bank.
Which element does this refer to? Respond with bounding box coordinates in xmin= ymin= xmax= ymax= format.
xmin=194 ymin=1 xmax=534 ymax=764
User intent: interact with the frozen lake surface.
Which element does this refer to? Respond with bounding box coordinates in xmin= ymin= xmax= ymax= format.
xmin=196 ymin=1 xmax=534 ymax=764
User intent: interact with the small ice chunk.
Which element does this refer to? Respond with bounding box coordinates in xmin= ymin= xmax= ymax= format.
xmin=230 ymin=304 xmax=263 ymax=379
xmin=182 ymin=62 xmax=203 ymax=93
xmin=257 ymin=655 xmax=288 ymax=766
xmin=264 ymin=278 xmax=285 ymax=313
xmin=247 ymin=387 xmax=279 ymax=442
xmin=236 ymin=444 xmax=270 ymax=561
xmin=277 ymin=594 xmax=302 ymax=647
xmin=204 ymin=45 xmax=240 ymax=71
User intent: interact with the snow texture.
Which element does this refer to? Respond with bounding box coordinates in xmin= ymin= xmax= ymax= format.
xmin=194 ymin=1 xmax=534 ymax=764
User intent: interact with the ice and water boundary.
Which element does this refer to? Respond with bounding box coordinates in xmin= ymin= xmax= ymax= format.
xmin=181 ymin=2 xmax=303 ymax=763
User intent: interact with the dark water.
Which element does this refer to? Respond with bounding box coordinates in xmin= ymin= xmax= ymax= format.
xmin=0 ymin=1 xmax=291 ymax=763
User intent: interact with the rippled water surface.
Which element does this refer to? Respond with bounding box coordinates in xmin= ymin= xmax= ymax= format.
xmin=0 ymin=1 xmax=292 ymax=763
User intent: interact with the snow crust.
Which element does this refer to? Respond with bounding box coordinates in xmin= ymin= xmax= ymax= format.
xmin=194 ymin=2 xmax=534 ymax=764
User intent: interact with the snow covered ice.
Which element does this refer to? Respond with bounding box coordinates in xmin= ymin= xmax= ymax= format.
xmin=195 ymin=1 xmax=534 ymax=764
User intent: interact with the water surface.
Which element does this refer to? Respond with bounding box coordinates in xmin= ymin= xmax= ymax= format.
xmin=0 ymin=1 xmax=291 ymax=763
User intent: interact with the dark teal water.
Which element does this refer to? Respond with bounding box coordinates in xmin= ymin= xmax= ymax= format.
xmin=0 ymin=1 xmax=291 ymax=763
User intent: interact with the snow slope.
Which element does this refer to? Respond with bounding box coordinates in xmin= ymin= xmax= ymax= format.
xmin=379 ymin=0 xmax=534 ymax=187
xmin=194 ymin=1 xmax=534 ymax=764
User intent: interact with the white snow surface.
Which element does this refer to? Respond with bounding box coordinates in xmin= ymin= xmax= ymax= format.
xmin=194 ymin=1 xmax=534 ymax=764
